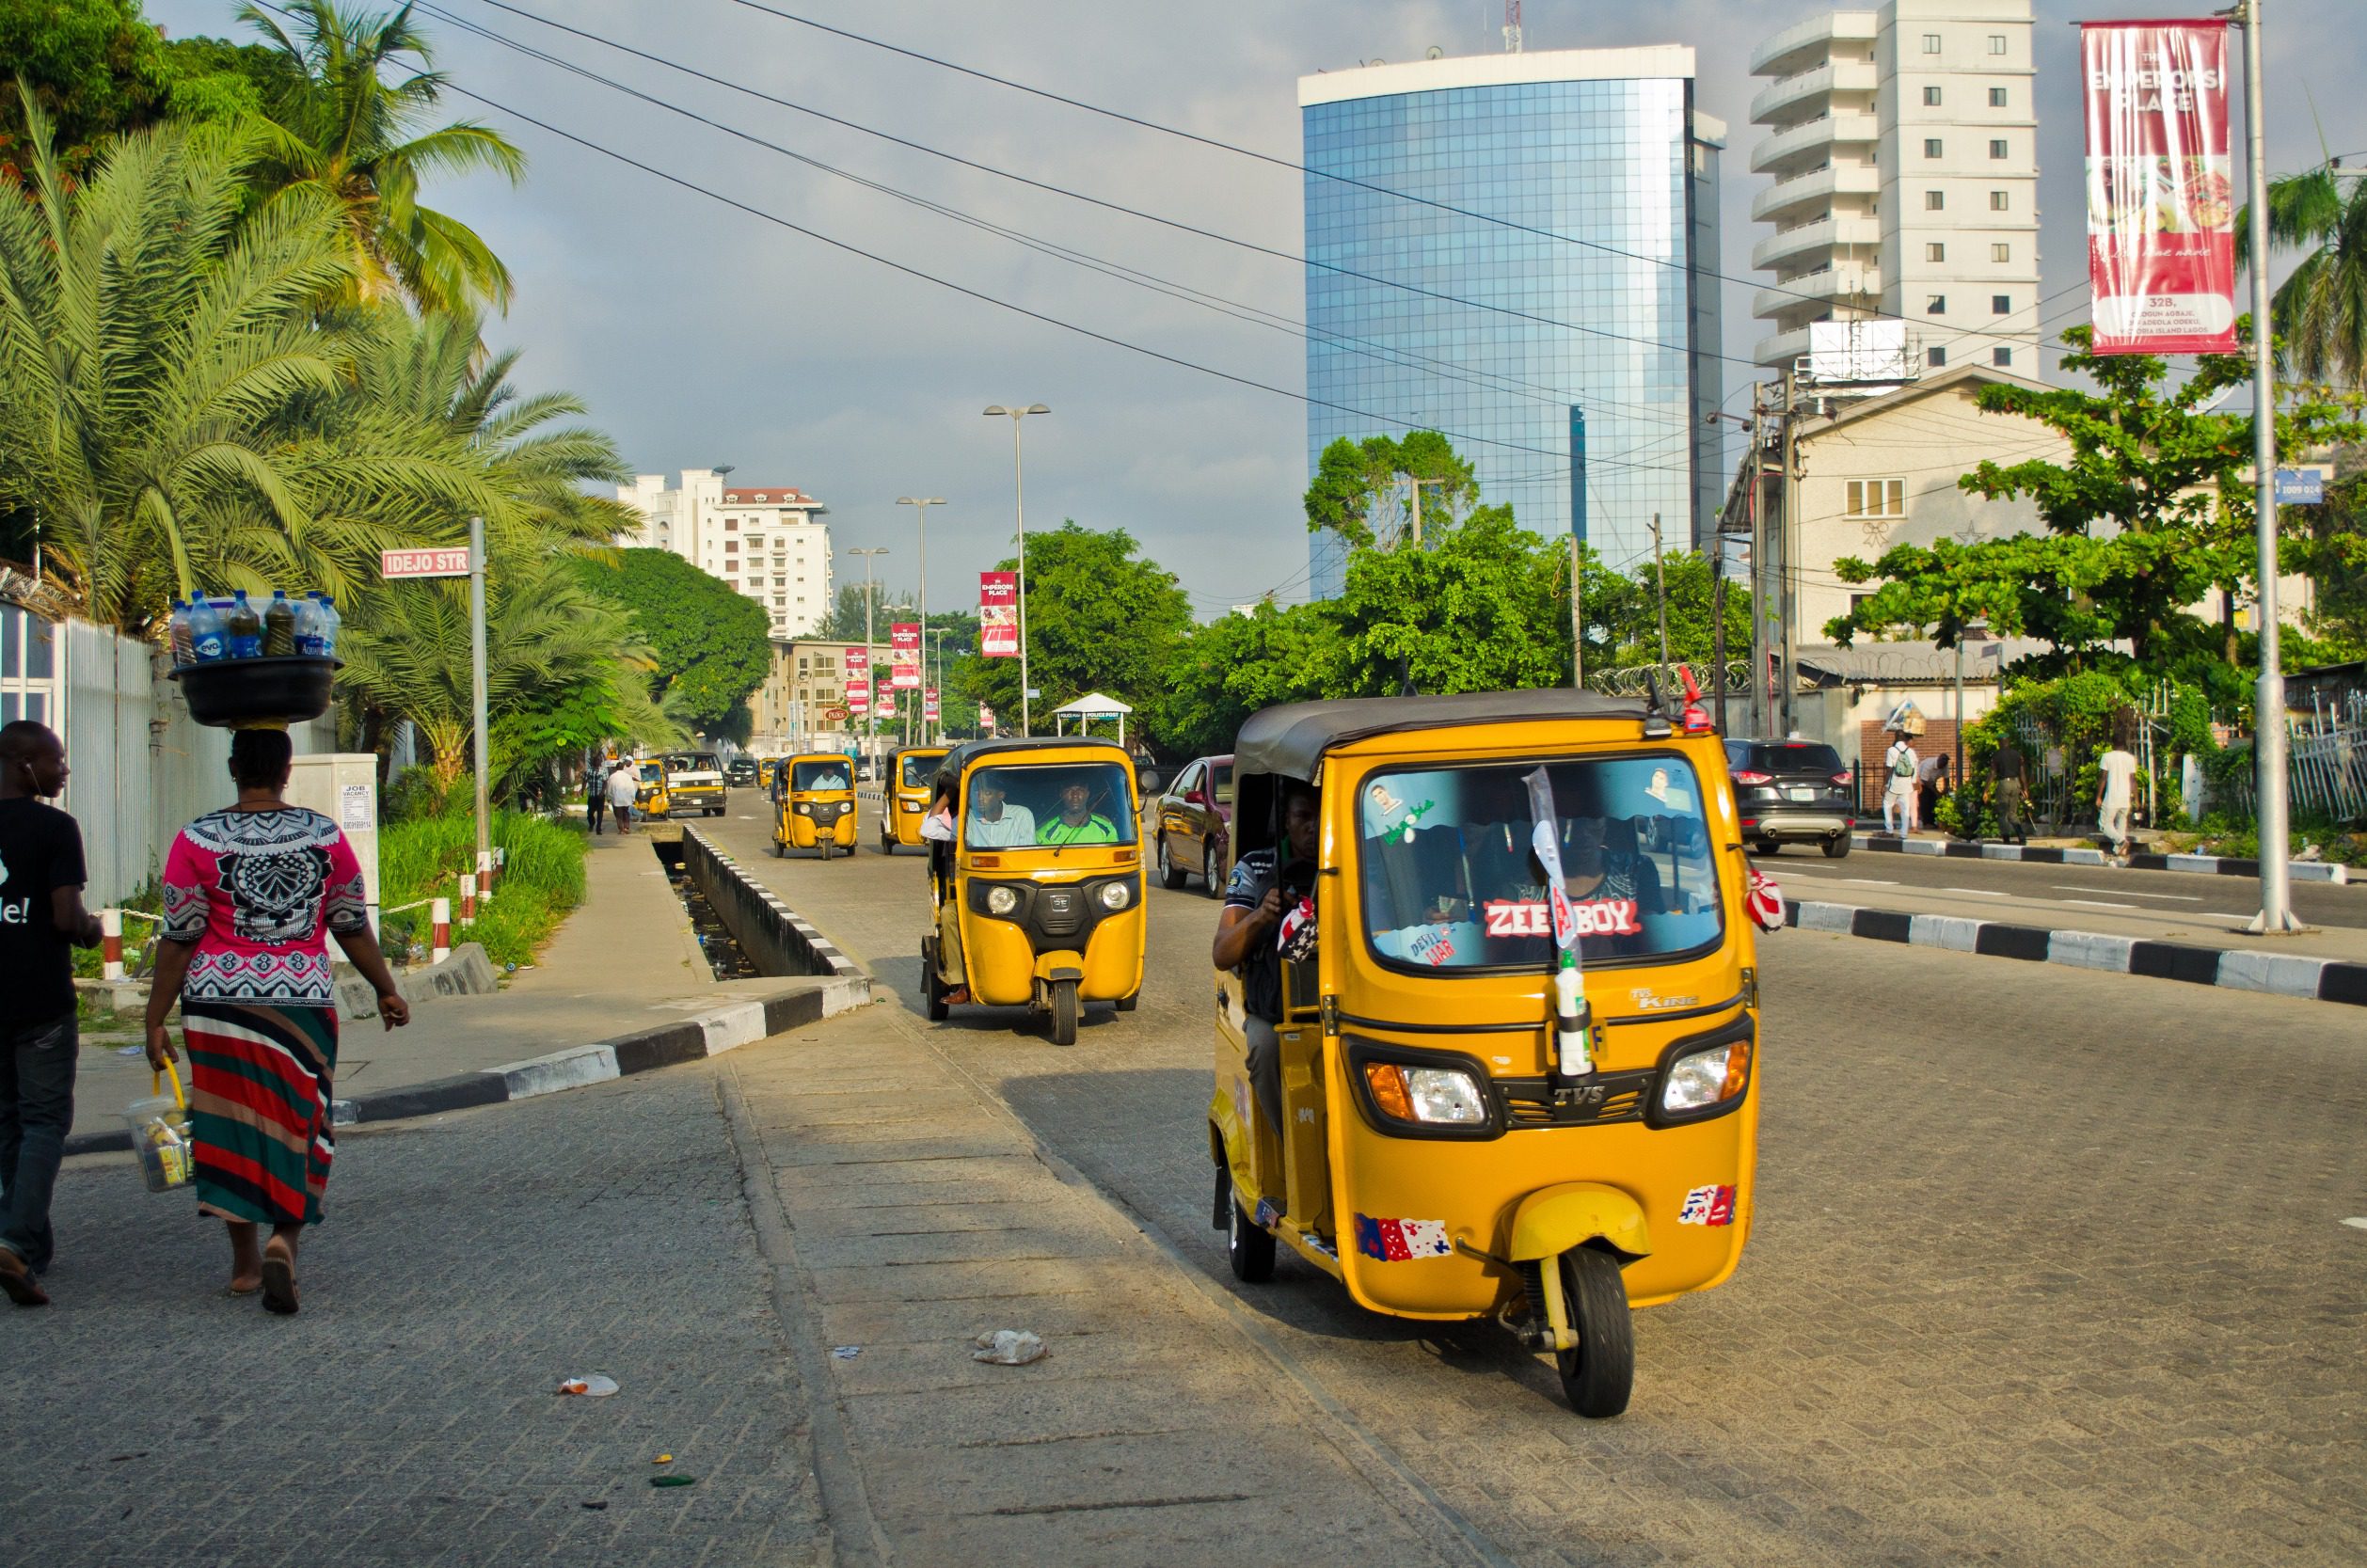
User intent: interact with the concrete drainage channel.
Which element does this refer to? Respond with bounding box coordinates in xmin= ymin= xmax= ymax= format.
xmin=663 ymin=828 xmax=868 ymax=985
xmin=654 ymin=839 xmax=761 ymax=980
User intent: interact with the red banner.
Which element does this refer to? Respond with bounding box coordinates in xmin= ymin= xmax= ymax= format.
xmin=2083 ymin=21 xmax=2236 ymax=355
xmin=879 ymin=690 xmax=898 ymax=719
xmin=845 ymin=678 xmax=869 ymax=717
xmin=890 ymin=622 xmax=921 ymax=689
xmin=979 ymin=572 xmax=1018 ymax=657
xmin=924 ymin=687 xmax=941 ymax=721
xmin=843 ymin=646 xmax=869 ymax=677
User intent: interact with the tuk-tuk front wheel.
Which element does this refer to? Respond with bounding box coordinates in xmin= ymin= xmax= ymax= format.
xmin=1554 ymin=1246 xmax=1634 ymax=1419
xmin=1218 ymin=1164 xmax=1275 ymax=1283
xmin=1047 ymin=978 xmax=1079 ymax=1046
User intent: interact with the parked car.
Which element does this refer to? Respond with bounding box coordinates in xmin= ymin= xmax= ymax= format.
xmin=1150 ymin=753 xmax=1234 ymax=895
xmin=725 ymin=756 xmax=758 ymax=787
xmin=1724 ymin=737 xmax=1854 ymax=857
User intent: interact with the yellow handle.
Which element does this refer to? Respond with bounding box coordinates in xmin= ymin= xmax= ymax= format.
xmin=151 ymin=1060 xmax=187 ymax=1110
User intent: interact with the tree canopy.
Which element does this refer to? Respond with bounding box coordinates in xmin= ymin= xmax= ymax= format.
xmin=951 ymin=523 xmax=1192 ymax=725
xmin=577 ymin=547 xmax=772 ymax=732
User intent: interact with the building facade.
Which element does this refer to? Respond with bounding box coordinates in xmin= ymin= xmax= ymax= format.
xmin=750 ymin=638 xmax=935 ymax=755
xmin=614 ymin=469 xmax=833 ymax=641
xmin=1747 ymin=0 xmax=2039 ymax=372
xmin=1298 ymin=47 xmax=1726 ymax=585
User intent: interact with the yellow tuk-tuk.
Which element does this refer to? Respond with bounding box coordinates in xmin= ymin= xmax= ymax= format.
xmin=633 ymin=757 xmax=669 ymax=818
xmin=880 ymin=746 xmax=951 ymax=853
xmin=1209 ymin=690 xmax=1765 ymax=1418
xmin=771 ymin=752 xmax=858 ymax=859
xmin=921 ymin=737 xmax=1146 ymax=1045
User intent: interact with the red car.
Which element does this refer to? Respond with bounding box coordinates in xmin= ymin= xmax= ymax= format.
xmin=1151 ymin=753 xmax=1233 ymax=895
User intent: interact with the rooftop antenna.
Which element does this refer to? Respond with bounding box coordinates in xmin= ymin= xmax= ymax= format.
xmin=1502 ymin=0 xmax=1522 ymax=53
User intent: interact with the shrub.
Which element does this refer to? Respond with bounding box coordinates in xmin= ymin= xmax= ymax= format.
xmin=376 ymin=809 xmax=587 ymax=970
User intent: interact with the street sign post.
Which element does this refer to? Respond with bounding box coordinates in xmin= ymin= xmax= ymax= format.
xmin=380 ymin=531 xmax=489 ymax=894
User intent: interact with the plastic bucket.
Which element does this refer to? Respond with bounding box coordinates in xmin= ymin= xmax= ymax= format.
xmin=123 ymin=1062 xmax=195 ymax=1195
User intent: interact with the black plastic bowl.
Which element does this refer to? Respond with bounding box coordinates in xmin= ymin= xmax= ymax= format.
xmin=168 ymin=656 xmax=340 ymax=728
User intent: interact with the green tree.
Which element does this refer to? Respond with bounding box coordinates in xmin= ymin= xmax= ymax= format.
xmin=952 ymin=523 xmax=1191 ymax=727
xmin=236 ymin=0 xmax=525 ymax=314
xmin=816 ymin=579 xmax=912 ymax=642
xmin=576 ymin=548 xmax=771 ymax=731
xmin=1326 ymin=504 xmax=1571 ymax=697
xmin=1829 ymin=325 xmax=2362 ymax=677
xmin=1580 ymin=546 xmax=1753 ymax=672
xmin=1305 ymin=430 xmax=1478 ymax=551
xmin=1152 ymin=600 xmax=1339 ymax=759
xmin=2243 ymin=164 xmax=2367 ymax=388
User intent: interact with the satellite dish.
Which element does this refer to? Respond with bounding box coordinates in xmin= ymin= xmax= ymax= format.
xmin=1427 ymin=45 xmax=1444 ymax=58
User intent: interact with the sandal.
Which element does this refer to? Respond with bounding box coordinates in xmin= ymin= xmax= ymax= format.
xmin=0 ymin=1249 xmax=47 ymax=1308
xmin=260 ymin=1241 xmax=299 ymax=1316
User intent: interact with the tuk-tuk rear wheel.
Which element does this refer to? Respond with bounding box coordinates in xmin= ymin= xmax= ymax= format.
xmin=1554 ymin=1246 xmax=1634 ymax=1419
xmin=1048 ymin=978 xmax=1079 ymax=1046
xmin=1220 ymin=1166 xmax=1276 ymax=1283
xmin=923 ymin=943 xmax=950 ymax=1022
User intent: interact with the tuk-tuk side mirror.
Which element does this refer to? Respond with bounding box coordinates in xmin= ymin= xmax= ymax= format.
xmin=1140 ymin=770 xmax=1163 ymax=795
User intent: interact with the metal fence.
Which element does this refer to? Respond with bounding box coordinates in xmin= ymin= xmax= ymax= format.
xmin=1585 ymin=659 xmax=1753 ymax=700
xmin=2216 ymin=692 xmax=2367 ymax=824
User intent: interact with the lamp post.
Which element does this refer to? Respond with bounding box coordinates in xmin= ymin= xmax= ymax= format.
xmin=848 ymin=546 xmax=889 ymax=774
xmin=897 ymin=496 xmax=945 ymax=745
xmin=983 ymin=404 xmax=1049 ymax=736
xmin=1954 ymin=617 xmax=1990 ymax=814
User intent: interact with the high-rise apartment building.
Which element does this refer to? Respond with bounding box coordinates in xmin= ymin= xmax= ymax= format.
xmin=614 ymin=469 xmax=833 ymax=641
xmin=1298 ymin=46 xmax=1727 ymax=584
xmin=1748 ymin=0 xmax=2039 ymax=372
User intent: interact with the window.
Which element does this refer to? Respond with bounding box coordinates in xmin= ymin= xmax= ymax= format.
xmin=1924 ymin=137 xmax=1944 ymax=158
xmin=1993 ymin=347 xmax=2013 ymax=367
xmin=1989 ymin=87 xmax=2009 ymax=108
xmin=1993 ymin=294 xmax=2010 ymax=314
xmin=1847 ymin=479 xmax=1907 ymax=517
xmin=1990 ymin=189 xmax=2010 ymax=212
xmin=1993 ymin=243 xmax=2011 ymax=262
xmin=1988 ymin=34 xmax=2007 ymax=55
xmin=724 ymin=539 xmax=738 ymax=553
xmin=1927 ymin=294 xmax=1947 ymax=314
xmin=1928 ymin=345 xmax=1948 ymax=367
xmin=1922 ymin=33 xmax=1942 ymax=54
xmin=1926 ymin=189 xmax=1946 ymax=211
xmin=1928 ymin=243 xmax=1946 ymax=262
xmin=1923 ymin=86 xmax=1943 ymax=107
xmin=725 ymin=518 xmax=738 ymax=531
xmin=1989 ymin=138 xmax=2009 ymax=160
xmin=1850 ymin=594 xmax=1873 ymax=617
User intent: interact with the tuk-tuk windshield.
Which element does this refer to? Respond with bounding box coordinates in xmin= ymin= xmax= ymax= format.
xmin=791 ymin=760 xmax=852 ymax=791
xmin=966 ymin=761 xmax=1136 ymax=848
xmin=1358 ymin=757 xmax=1723 ymax=971
xmin=899 ymin=753 xmax=939 ymax=789
xmin=637 ymin=761 xmax=663 ymax=784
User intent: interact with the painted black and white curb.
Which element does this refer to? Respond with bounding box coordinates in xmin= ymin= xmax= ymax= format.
xmin=681 ymin=828 xmax=865 ymax=980
xmin=1787 ymin=898 xmax=2367 ymax=1007
xmin=1851 ymin=832 xmax=2351 ymax=883
xmin=64 ymin=977 xmax=872 ymax=1159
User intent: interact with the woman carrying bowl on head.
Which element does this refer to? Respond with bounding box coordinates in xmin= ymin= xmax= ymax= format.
xmin=142 ymin=728 xmax=410 ymax=1314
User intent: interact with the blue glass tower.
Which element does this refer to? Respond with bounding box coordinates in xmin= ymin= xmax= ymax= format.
xmin=1300 ymin=49 xmax=1724 ymax=595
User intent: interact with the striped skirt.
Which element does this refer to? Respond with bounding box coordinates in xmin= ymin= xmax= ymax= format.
xmin=183 ymin=999 xmax=339 ymax=1227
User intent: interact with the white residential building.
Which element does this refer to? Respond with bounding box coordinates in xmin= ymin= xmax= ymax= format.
xmin=1748 ymin=0 xmax=2040 ymax=373
xmin=614 ymin=468 xmax=833 ymax=640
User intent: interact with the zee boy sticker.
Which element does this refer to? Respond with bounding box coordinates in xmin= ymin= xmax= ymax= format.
xmin=1482 ymin=898 xmax=1641 ymax=938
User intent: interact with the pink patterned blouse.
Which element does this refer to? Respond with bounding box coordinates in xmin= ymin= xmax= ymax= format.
xmin=162 ymin=807 xmax=369 ymax=1006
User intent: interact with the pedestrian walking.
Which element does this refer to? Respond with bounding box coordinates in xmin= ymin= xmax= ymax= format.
xmin=1915 ymin=752 xmax=1948 ymax=834
xmin=0 ymin=721 xmax=105 ymax=1307
xmin=143 ymin=728 xmax=410 ymax=1314
xmin=2096 ymin=727 xmax=2141 ymax=861
xmin=606 ymin=761 xmax=638 ymax=835
xmin=1882 ymin=732 xmax=1919 ymax=834
xmin=1992 ymin=738 xmax=2029 ymax=844
xmin=585 ymin=765 xmax=607 ymax=835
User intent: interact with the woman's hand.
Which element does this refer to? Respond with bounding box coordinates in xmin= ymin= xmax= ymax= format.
xmin=145 ymin=1022 xmax=180 ymax=1071
xmin=378 ymin=993 xmax=411 ymax=1030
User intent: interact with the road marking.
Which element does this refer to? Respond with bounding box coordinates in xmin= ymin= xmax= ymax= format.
xmin=2056 ymin=885 xmax=2201 ymax=902
xmin=1942 ymin=887 xmax=2008 ymax=897
xmin=1842 ymin=878 xmax=1899 ymax=886
xmin=2058 ymin=899 xmax=2137 ymax=911
xmin=2344 ymin=1217 xmax=2367 ymax=1231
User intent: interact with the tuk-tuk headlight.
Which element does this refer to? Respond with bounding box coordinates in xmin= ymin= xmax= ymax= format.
xmin=985 ymin=885 xmax=1021 ymax=916
xmin=796 ymin=802 xmax=813 ymax=816
xmin=1362 ymin=1063 xmax=1487 ymax=1126
xmin=1660 ymin=1037 xmax=1753 ymax=1115
xmin=1098 ymin=880 xmax=1133 ymax=911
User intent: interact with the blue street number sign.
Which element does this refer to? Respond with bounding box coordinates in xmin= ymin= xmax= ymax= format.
xmin=2274 ymin=467 xmax=2324 ymax=505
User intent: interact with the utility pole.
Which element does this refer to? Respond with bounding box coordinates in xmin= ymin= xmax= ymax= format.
xmin=1747 ymin=398 xmax=1767 ymax=736
xmin=1710 ymin=516 xmax=1728 ymax=735
xmin=983 ymin=404 xmax=1049 ymax=736
xmin=1778 ymin=368 xmax=1802 ymax=736
xmin=1568 ymin=534 xmax=1584 ymax=689
xmin=467 ymin=515 xmax=490 ymax=893
xmin=1649 ymin=513 xmax=1673 ymax=673
xmin=849 ymin=546 xmax=888 ymax=775
xmin=897 ymin=496 xmax=944 ymax=746
xmin=1406 ymin=475 xmax=1448 ymax=547
xmin=2240 ymin=0 xmax=2300 ymax=933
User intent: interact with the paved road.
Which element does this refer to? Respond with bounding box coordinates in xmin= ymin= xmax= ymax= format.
xmin=8 ymin=1068 xmax=826 ymax=1567
xmin=1751 ymin=840 xmax=2363 ymax=929
xmin=713 ymin=797 xmax=2367 ymax=1567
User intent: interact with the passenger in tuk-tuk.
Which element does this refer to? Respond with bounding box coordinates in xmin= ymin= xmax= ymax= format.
xmin=1038 ymin=780 xmax=1118 ymax=846
xmin=1211 ymin=779 xmax=1320 ymax=1197
xmin=919 ymin=780 xmax=968 ymax=1004
xmin=964 ymin=776 xmax=1036 ymax=847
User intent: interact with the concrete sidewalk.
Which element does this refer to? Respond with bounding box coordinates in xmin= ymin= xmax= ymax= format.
xmin=70 ymin=827 xmax=834 ymax=1140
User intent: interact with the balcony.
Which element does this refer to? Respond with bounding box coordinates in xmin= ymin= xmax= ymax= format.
xmin=1754 ymin=268 xmax=1880 ymax=323
xmin=1752 ymin=162 xmax=1880 ymax=223
xmin=1749 ymin=113 xmax=1880 ymax=177
xmin=1749 ymin=10 xmax=1879 ymax=78
xmin=1749 ymin=58 xmax=1880 ymax=128
xmin=1754 ymin=326 xmax=1815 ymax=368
xmin=1752 ymin=215 xmax=1882 ymax=273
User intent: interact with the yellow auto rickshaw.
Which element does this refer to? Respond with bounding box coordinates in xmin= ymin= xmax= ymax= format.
xmin=771 ymin=752 xmax=858 ymax=859
xmin=1209 ymin=689 xmax=1768 ymax=1418
xmin=921 ymin=737 xmax=1146 ymax=1045
xmin=880 ymin=746 xmax=951 ymax=853
xmin=633 ymin=757 xmax=670 ymax=818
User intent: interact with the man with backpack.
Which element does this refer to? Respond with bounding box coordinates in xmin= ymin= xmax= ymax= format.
xmin=1882 ymin=731 xmax=1919 ymax=835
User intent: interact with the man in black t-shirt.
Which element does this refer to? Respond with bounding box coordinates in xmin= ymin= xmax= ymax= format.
xmin=0 ymin=721 xmax=103 ymax=1307
xmin=1212 ymin=781 xmax=1321 ymax=1214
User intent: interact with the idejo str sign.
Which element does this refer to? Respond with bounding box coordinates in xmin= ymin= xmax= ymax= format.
xmin=380 ymin=546 xmax=473 ymax=578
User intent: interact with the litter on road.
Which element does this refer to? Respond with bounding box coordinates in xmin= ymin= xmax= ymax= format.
xmin=831 ymin=1345 xmax=861 ymax=1359
xmin=556 ymin=1375 xmax=619 ymax=1397
xmin=972 ymin=1329 xmax=1048 ymax=1366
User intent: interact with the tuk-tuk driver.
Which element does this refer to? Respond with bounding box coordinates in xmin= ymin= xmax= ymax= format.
xmin=964 ymin=776 xmax=1037 ymax=847
xmin=1213 ymin=779 xmax=1320 ymax=1200
xmin=1038 ymin=780 xmax=1117 ymax=845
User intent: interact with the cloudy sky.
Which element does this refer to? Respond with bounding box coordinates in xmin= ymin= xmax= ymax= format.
xmin=151 ymin=0 xmax=2367 ymax=620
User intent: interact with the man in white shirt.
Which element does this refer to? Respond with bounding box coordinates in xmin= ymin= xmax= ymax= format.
xmin=605 ymin=764 xmax=640 ymax=835
xmin=963 ymin=776 xmax=1037 ymax=847
xmin=1882 ymin=734 xmax=1919 ymax=834
xmin=2096 ymin=743 xmax=2141 ymax=859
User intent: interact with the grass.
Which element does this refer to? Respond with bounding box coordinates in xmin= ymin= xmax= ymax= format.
xmin=377 ymin=809 xmax=589 ymax=972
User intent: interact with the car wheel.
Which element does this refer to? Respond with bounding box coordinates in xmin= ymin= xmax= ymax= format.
xmin=1158 ymin=834 xmax=1186 ymax=890
xmin=1752 ymin=840 xmax=1778 ymax=857
xmin=1821 ymin=833 xmax=1851 ymax=859
xmin=1204 ymin=844 xmax=1223 ymax=898
xmin=1554 ymin=1246 xmax=1634 ymax=1418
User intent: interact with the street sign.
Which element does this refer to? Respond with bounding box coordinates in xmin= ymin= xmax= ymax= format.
xmin=380 ymin=546 xmax=472 ymax=578
xmin=2275 ymin=467 xmax=2326 ymax=505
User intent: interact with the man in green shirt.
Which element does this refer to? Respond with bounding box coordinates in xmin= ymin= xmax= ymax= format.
xmin=1039 ymin=780 xmax=1118 ymax=846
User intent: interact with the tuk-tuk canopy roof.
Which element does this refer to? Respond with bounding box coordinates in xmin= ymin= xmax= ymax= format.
xmin=1233 ymin=689 xmax=1651 ymax=781
xmin=932 ymin=735 xmax=1130 ymax=790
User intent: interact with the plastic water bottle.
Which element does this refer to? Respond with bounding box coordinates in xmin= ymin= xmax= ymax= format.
xmin=294 ymin=594 xmax=325 ymax=657
xmin=167 ymin=600 xmax=195 ymax=666
xmin=225 ymin=591 xmax=263 ymax=659
xmin=262 ymin=589 xmax=297 ymax=657
xmin=1552 ymin=948 xmax=1593 ymax=1078
xmin=310 ymin=592 xmax=341 ymax=660
xmin=187 ymin=597 xmax=227 ymax=662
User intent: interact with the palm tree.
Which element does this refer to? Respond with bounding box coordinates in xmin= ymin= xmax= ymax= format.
xmin=2246 ymin=164 xmax=2367 ymax=388
xmin=238 ymin=0 xmax=526 ymax=315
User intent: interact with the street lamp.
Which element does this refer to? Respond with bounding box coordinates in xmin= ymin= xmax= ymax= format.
xmin=848 ymin=546 xmax=889 ymax=774
xmin=983 ymin=404 xmax=1049 ymax=736
xmin=898 ymin=496 xmax=945 ymax=744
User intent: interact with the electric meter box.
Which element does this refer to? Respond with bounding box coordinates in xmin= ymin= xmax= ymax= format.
xmin=286 ymin=752 xmax=381 ymax=928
